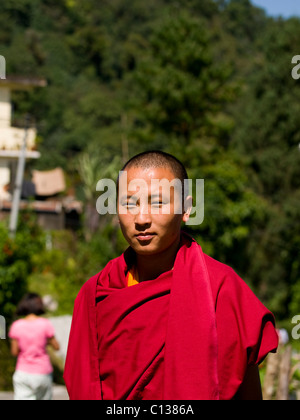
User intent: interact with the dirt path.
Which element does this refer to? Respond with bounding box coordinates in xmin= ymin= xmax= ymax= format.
xmin=0 ymin=385 xmax=69 ymax=400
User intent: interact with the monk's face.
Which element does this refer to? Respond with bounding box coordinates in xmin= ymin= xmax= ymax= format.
xmin=118 ymin=166 xmax=190 ymax=256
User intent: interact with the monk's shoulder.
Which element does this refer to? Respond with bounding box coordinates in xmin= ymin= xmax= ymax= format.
xmin=77 ymin=257 xmax=118 ymax=299
xmin=75 ymin=273 xmax=99 ymax=304
xmin=89 ymin=253 xmax=128 ymax=289
xmin=203 ymin=253 xmax=246 ymax=300
xmin=204 ymin=253 xmax=236 ymax=283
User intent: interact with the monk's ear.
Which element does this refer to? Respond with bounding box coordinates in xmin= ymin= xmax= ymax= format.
xmin=182 ymin=195 xmax=193 ymax=223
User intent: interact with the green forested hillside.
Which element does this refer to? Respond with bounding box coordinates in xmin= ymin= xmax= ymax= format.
xmin=0 ymin=0 xmax=299 ymax=320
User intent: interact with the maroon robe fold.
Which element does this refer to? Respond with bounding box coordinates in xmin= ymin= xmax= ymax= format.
xmin=64 ymin=232 xmax=278 ymax=400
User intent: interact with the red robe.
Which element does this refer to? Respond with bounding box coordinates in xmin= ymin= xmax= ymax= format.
xmin=64 ymin=232 xmax=278 ymax=400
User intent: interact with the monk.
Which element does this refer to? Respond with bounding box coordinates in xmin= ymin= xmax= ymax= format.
xmin=64 ymin=151 xmax=278 ymax=400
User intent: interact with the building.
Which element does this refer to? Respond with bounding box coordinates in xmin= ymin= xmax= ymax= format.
xmin=0 ymin=76 xmax=44 ymax=200
xmin=0 ymin=76 xmax=82 ymax=230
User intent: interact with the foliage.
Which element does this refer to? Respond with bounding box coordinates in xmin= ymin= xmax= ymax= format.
xmin=229 ymin=15 xmax=300 ymax=316
xmin=0 ymin=340 xmax=15 ymax=391
xmin=0 ymin=214 xmax=45 ymax=321
xmin=128 ymin=9 xmax=236 ymax=151
xmin=27 ymin=224 xmax=122 ymax=316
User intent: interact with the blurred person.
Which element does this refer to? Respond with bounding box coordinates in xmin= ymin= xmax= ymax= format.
xmin=64 ymin=150 xmax=278 ymax=400
xmin=278 ymin=328 xmax=289 ymax=346
xmin=9 ymin=293 xmax=60 ymax=400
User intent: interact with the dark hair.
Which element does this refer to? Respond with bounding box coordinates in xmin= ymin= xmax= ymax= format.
xmin=117 ymin=150 xmax=189 ymax=199
xmin=121 ymin=150 xmax=188 ymax=181
xmin=16 ymin=293 xmax=45 ymax=317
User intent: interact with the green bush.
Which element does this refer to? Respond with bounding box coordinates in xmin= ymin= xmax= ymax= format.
xmin=0 ymin=341 xmax=15 ymax=392
xmin=0 ymin=215 xmax=45 ymax=322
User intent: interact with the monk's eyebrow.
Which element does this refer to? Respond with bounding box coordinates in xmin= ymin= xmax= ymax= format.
xmin=120 ymin=193 xmax=145 ymax=201
xmin=120 ymin=191 xmax=162 ymax=198
xmin=119 ymin=194 xmax=136 ymax=201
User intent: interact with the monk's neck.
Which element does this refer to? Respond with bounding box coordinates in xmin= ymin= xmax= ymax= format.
xmin=135 ymin=236 xmax=181 ymax=282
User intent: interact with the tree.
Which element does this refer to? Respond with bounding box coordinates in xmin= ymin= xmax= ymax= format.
xmin=130 ymin=10 xmax=235 ymax=146
xmin=229 ymin=17 xmax=300 ymax=316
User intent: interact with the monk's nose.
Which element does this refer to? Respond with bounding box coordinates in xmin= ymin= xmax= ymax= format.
xmin=134 ymin=204 xmax=152 ymax=226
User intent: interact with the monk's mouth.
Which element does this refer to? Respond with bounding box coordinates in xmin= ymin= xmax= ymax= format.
xmin=135 ymin=234 xmax=156 ymax=242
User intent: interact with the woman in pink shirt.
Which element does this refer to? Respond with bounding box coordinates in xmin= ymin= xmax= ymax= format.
xmin=9 ymin=293 xmax=60 ymax=400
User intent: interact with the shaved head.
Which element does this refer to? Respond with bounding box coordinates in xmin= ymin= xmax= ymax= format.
xmin=118 ymin=150 xmax=189 ymax=187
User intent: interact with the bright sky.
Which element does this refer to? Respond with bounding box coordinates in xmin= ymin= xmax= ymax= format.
xmin=251 ymin=0 xmax=300 ymax=18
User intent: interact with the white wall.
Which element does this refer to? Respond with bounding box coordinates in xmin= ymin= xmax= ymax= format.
xmin=0 ymin=88 xmax=11 ymax=128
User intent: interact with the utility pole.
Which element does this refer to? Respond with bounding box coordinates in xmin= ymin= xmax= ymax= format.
xmin=9 ymin=115 xmax=30 ymax=239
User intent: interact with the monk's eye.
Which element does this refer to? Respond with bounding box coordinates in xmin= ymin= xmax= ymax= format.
xmin=151 ymin=201 xmax=163 ymax=207
xmin=151 ymin=201 xmax=168 ymax=208
xmin=120 ymin=196 xmax=138 ymax=208
xmin=123 ymin=201 xmax=138 ymax=209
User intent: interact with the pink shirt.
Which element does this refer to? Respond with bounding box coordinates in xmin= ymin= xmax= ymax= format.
xmin=9 ymin=318 xmax=55 ymax=375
